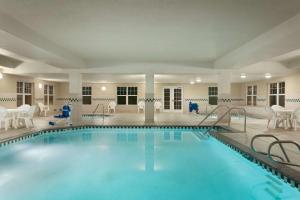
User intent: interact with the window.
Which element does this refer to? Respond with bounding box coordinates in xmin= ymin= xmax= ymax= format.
xmin=17 ymin=81 xmax=33 ymax=106
xmin=128 ymin=87 xmax=138 ymax=105
xmin=82 ymin=86 xmax=92 ymax=105
xmin=117 ymin=87 xmax=138 ymax=105
xmin=208 ymin=86 xmax=218 ymax=105
xmin=44 ymin=85 xmax=54 ymax=105
xmin=246 ymin=85 xmax=257 ymax=106
xmin=269 ymin=82 xmax=285 ymax=107
xmin=117 ymin=87 xmax=127 ymax=105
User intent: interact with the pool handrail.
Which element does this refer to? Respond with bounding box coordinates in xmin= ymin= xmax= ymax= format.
xmin=198 ymin=105 xmax=230 ymax=126
xmin=250 ymin=134 xmax=289 ymax=162
xmin=93 ymin=104 xmax=105 ymax=125
xmin=267 ymin=140 xmax=300 ymax=167
xmin=202 ymin=107 xmax=247 ymax=135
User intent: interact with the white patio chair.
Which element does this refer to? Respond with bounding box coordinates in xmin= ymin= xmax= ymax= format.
xmin=269 ymin=105 xmax=287 ymax=129
xmin=38 ymin=102 xmax=49 ymax=117
xmin=154 ymin=101 xmax=162 ymax=112
xmin=265 ymin=107 xmax=276 ymax=129
xmin=0 ymin=107 xmax=13 ymax=131
xmin=292 ymin=107 xmax=300 ymax=130
xmin=17 ymin=105 xmax=36 ymax=128
xmin=108 ymin=101 xmax=116 ymax=113
xmin=137 ymin=101 xmax=145 ymax=112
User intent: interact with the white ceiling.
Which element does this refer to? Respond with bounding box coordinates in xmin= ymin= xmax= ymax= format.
xmin=1 ymin=0 xmax=300 ymax=66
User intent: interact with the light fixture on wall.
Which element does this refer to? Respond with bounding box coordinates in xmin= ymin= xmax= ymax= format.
xmin=265 ymin=73 xmax=272 ymax=79
xmin=190 ymin=81 xmax=195 ymax=85
xmin=196 ymin=78 xmax=202 ymax=83
xmin=0 ymin=72 xmax=3 ymax=80
xmin=38 ymin=83 xmax=43 ymax=89
xmin=101 ymin=86 xmax=106 ymax=91
xmin=240 ymin=73 xmax=247 ymax=79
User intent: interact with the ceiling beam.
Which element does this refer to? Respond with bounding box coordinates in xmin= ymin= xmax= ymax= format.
xmin=0 ymin=11 xmax=85 ymax=69
xmin=214 ymin=13 xmax=300 ymax=69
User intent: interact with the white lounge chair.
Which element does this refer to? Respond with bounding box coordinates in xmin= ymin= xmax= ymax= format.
xmin=108 ymin=101 xmax=116 ymax=113
xmin=137 ymin=101 xmax=145 ymax=112
xmin=38 ymin=102 xmax=49 ymax=117
xmin=154 ymin=101 xmax=162 ymax=112
xmin=17 ymin=105 xmax=36 ymax=128
xmin=0 ymin=107 xmax=14 ymax=131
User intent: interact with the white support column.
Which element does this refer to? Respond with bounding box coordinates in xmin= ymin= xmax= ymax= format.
xmin=145 ymin=73 xmax=155 ymax=124
xmin=217 ymin=71 xmax=232 ymax=122
xmin=68 ymin=71 xmax=82 ymax=125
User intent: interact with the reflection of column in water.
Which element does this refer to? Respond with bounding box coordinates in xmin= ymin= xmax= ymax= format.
xmin=145 ymin=132 xmax=154 ymax=172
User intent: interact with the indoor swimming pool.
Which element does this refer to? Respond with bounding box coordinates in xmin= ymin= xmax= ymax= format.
xmin=0 ymin=127 xmax=299 ymax=200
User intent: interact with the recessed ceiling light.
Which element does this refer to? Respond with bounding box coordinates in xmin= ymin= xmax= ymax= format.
xmin=196 ymin=78 xmax=202 ymax=83
xmin=190 ymin=81 xmax=195 ymax=85
xmin=265 ymin=73 xmax=272 ymax=79
xmin=240 ymin=73 xmax=246 ymax=79
xmin=101 ymin=86 xmax=106 ymax=91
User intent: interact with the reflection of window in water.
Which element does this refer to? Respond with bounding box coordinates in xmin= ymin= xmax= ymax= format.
xmin=163 ymin=132 xmax=170 ymax=140
xmin=174 ymin=132 xmax=182 ymax=141
xmin=117 ymin=132 xmax=138 ymax=142
xmin=44 ymin=136 xmax=54 ymax=144
xmin=117 ymin=133 xmax=127 ymax=142
xmin=163 ymin=131 xmax=182 ymax=141
xmin=82 ymin=133 xmax=92 ymax=141
xmin=43 ymin=136 xmax=64 ymax=144
xmin=128 ymin=133 xmax=138 ymax=142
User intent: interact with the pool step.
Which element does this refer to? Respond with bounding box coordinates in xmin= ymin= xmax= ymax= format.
xmin=252 ymin=174 xmax=300 ymax=200
xmin=251 ymin=174 xmax=295 ymax=199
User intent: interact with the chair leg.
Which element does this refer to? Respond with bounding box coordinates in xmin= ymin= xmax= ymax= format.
xmin=267 ymin=119 xmax=270 ymax=128
xmin=25 ymin=119 xmax=32 ymax=128
xmin=4 ymin=120 xmax=8 ymax=131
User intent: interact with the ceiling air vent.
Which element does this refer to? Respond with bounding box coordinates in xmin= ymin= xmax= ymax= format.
xmin=0 ymin=54 xmax=23 ymax=68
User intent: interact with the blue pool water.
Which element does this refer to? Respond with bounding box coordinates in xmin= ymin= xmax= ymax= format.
xmin=0 ymin=128 xmax=299 ymax=200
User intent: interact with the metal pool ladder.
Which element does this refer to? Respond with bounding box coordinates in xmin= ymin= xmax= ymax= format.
xmin=92 ymin=104 xmax=105 ymax=125
xmin=198 ymin=105 xmax=247 ymax=135
xmin=251 ymin=134 xmax=300 ymax=167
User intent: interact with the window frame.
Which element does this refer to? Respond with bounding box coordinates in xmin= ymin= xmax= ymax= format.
xmin=16 ymin=81 xmax=33 ymax=106
xmin=44 ymin=84 xmax=54 ymax=106
xmin=269 ymin=82 xmax=285 ymax=107
xmin=246 ymin=85 xmax=257 ymax=106
xmin=117 ymin=86 xmax=138 ymax=105
xmin=82 ymin=86 xmax=92 ymax=105
xmin=208 ymin=86 xmax=218 ymax=105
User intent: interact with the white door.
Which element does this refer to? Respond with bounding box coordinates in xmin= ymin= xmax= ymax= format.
xmin=163 ymin=87 xmax=183 ymax=112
